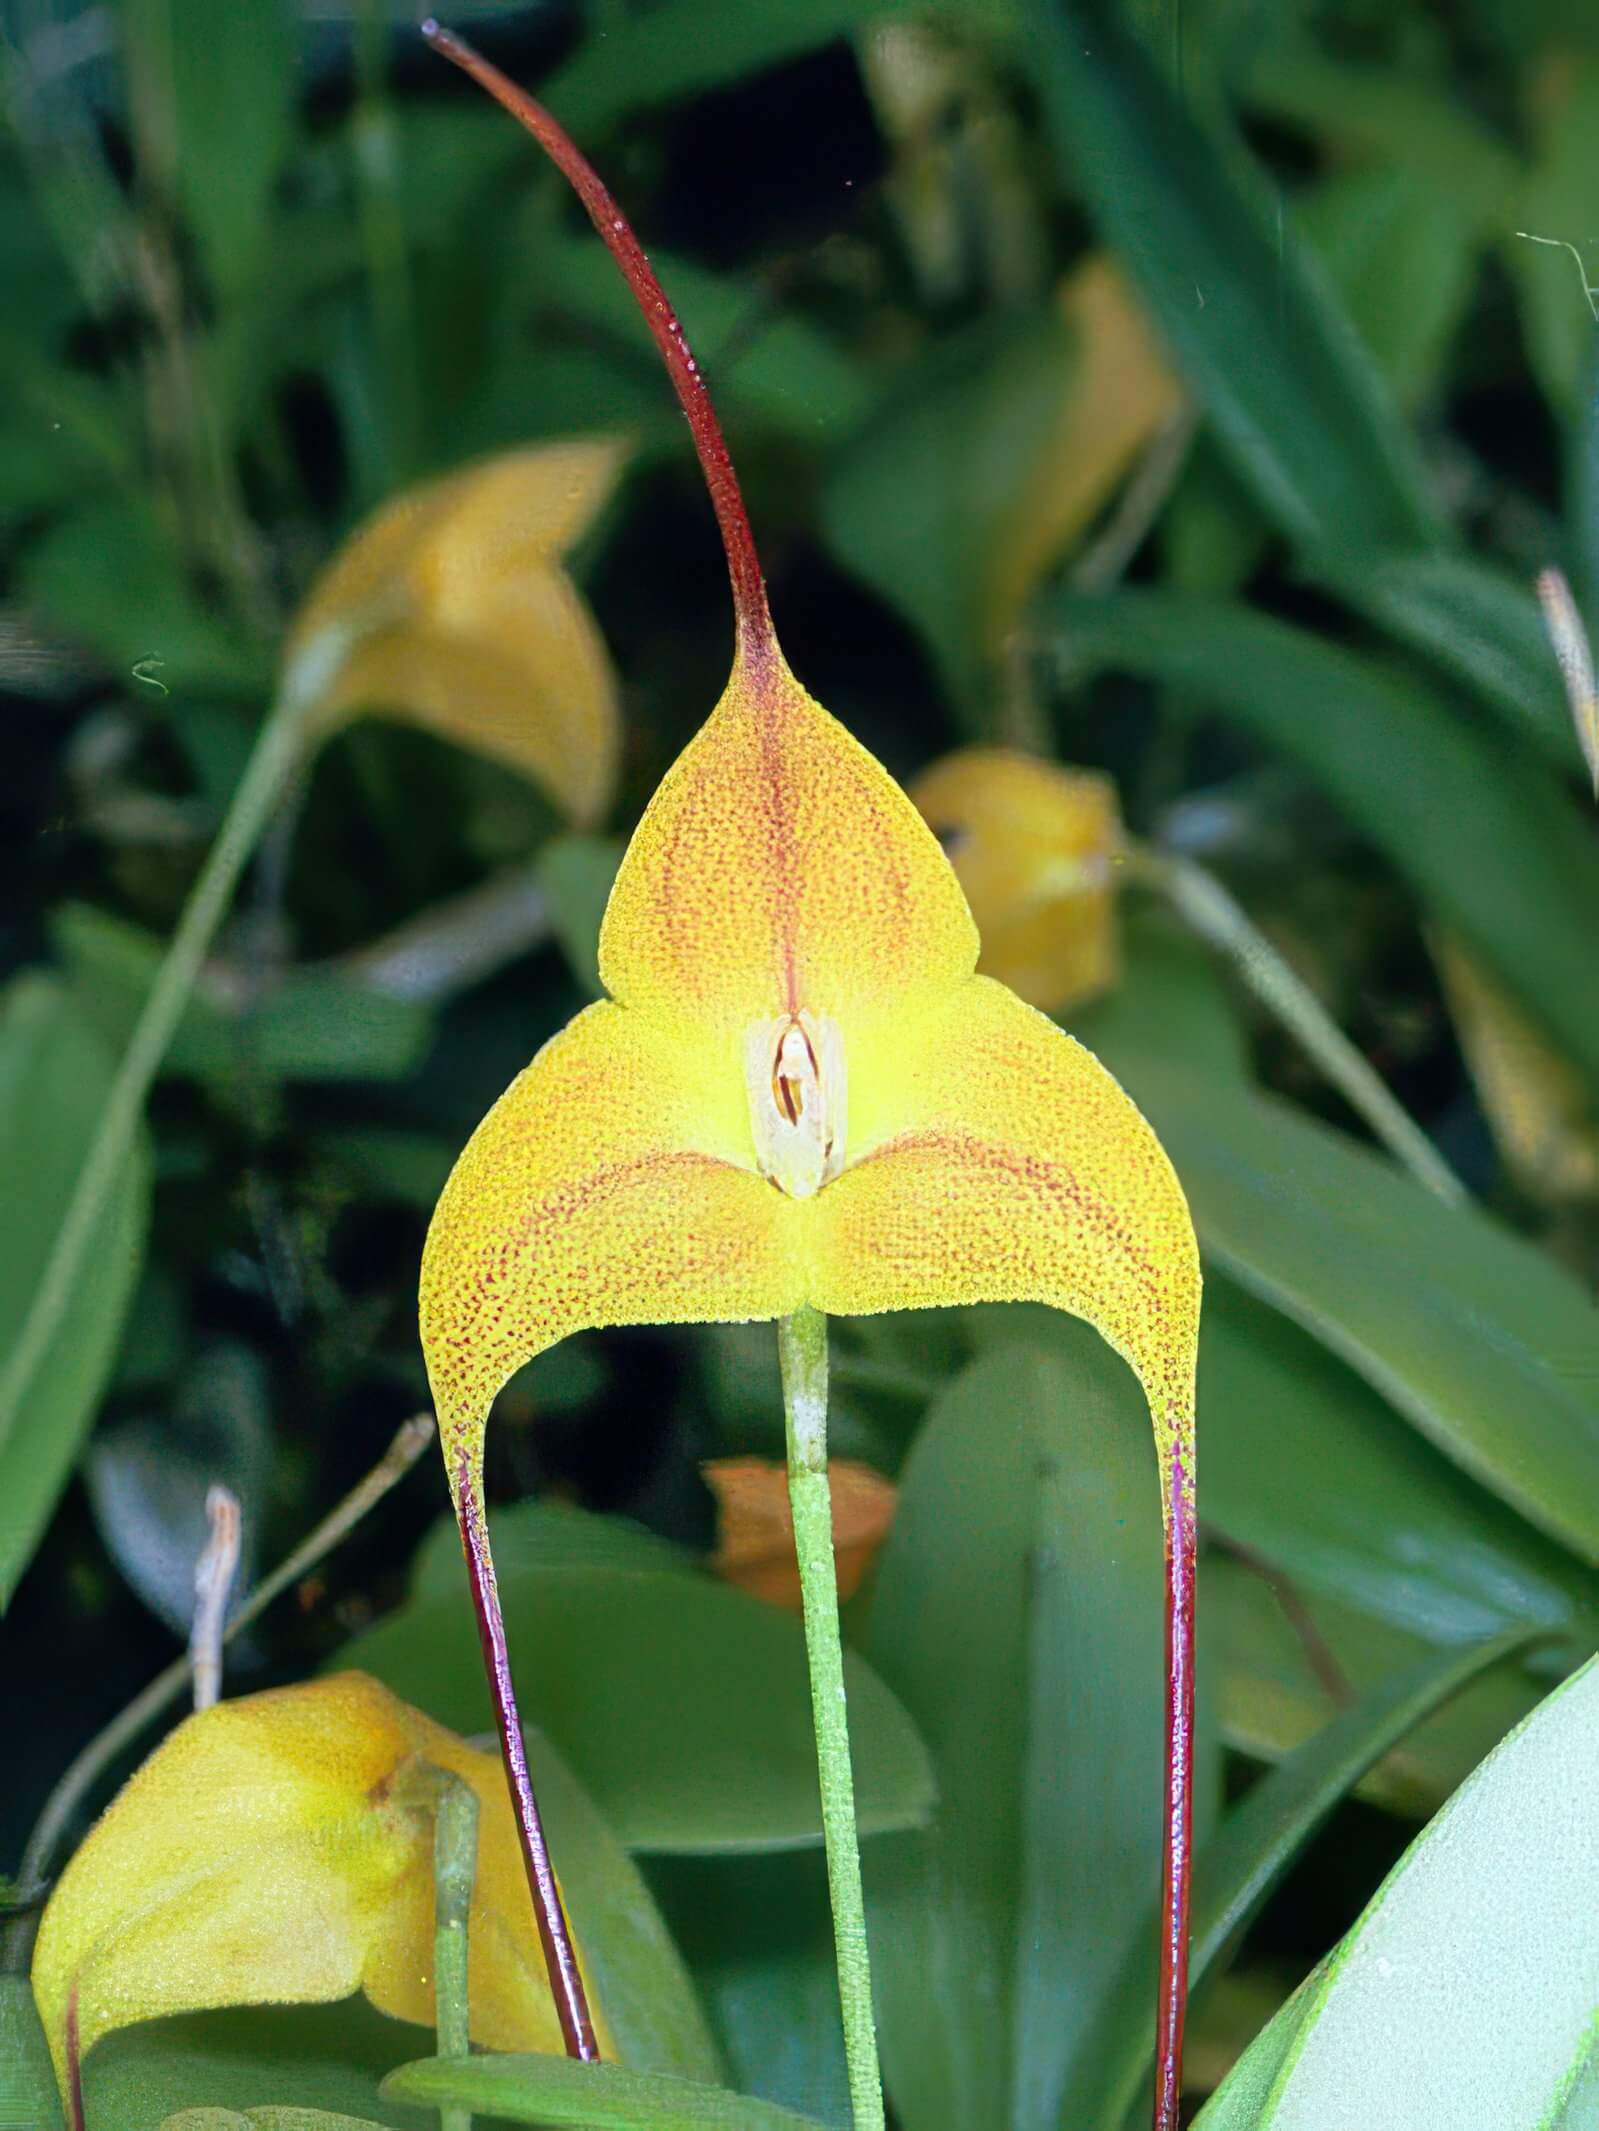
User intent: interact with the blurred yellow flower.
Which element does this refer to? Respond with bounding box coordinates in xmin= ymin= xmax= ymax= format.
xmin=909 ymin=746 xmax=1121 ymax=1013
xmin=286 ymin=439 xmax=627 ymax=826
xmin=31 ymin=1672 xmax=605 ymax=2114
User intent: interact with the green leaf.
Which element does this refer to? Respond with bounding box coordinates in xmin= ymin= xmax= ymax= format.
xmin=645 ymin=1852 xmax=850 ymax=2126
xmin=524 ymin=1725 xmax=722 ymax=2082
xmin=82 ymin=2002 xmax=427 ymax=2130
xmin=1101 ymin=1058 xmax=1599 ymax=1568
xmin=1055 ymin=589 xmax=1599 ymax=1086
xmin=0 ymin=975 xmax=150 ymax=1604
xmin=1030 ymin=0 xmax=1441 ymax=554
xmin=384 ymin=2058 xmax=829 ymax=2129
xmin=822 ymin=308 xmax=1076 ymax=714
xmin=1075 ymin=1629 xmax=1532 ymax=2129
xmin=1068 ymin=903 xmax=1252 ymax=1087
xmin=161 ymin=2113 xmax=397 ymax=2130
xmin=541 ymin=0 xmax=1012 ymax=135
xmin=52 ymin=905 xmax=434 ymax=1085
xmin=0 ymin=1976 xmax=64 ymax=2131
xmin=1198 ymin=1651 xmax=1599 ymax=2129
xmin=338 ymin=1558 xmax=933 ymax=1853
xmin=1208 ymin=1552 xmax=1546 ymax=1820
xmin=1198 ymin=1281 xmax=1590 ymax=1644
xmin=125 ymin=0 xmax=297 ymax=302
xmin=535 ymin=836 xmax=624 ymax=1001
xmin=1318 ymin=550 xmax=1573 ymax=764
xmin=1188 ymin=1980 xmax=1322 ymax=2131
xmin=864 ymin=1338 xmax=1206 ymax=2130
xmin=1294 ymin=167 xmax=1476 ymax=409
xmin=1504 ymin=61 xmax=1599 ymax=416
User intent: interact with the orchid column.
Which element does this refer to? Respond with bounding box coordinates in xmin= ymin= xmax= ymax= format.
xmin=418 ymin=26 xmax=1203 ymax=2130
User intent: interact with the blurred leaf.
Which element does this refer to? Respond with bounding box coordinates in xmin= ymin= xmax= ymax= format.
xmin=161 ymin=2114 xmax=394 ymax=2130
xmin=1208 ymin=1553 xmax=1547 ymax=1820
xmin=1197 ymin=1652 xmax=1599 ymax=2129
xmin=339 ymin=1557 xmax=934 ymax=1854
xmin=141 ymin=0 xmax=296 ymax=302
xmin=0 ymin=974 xmax=150 ymax=1605
xmin=1056 ymin=590 xmax=1599 ymax=1086
xmin=1031 ymin=0 xmax=1442 ymax=554
xmin=539 ymin=235 xmax=871 ymax=443
xmin=645 ymin=1852 xmax=850 ymax=2126
xmin=1099 ymin=1056 xmax=1599 ymax=1568
xmin=535 ymin=835 xmax=625 ymax=999
xmin=21 ymin=500 xmax=265 ymax=693
xmin=0 ymin=1977 xmax=64 ymax=2131
xmin=81 ymin=2003 xmax=431 ymax=2130
xmin=823 ymin=307 xmax=1075 ymax=713
xmin=288 ymin=442 xmax=628 ymax=827
xmin=1434 ymin=932 xmax=1599 ymax=1205
xmin=1074 ymin=1628 xmax=1531 ymax=2130
xmin=31 ymin=1675 xmax=612 ymax=2088
xmin=1505 ymin=61 xmax=1599 ymax=415
xmin=384 ymin=2056 xmax=827 ymax=2129
xmin=408 ymin=1501 xmax=698 ymax=1603
xmin=1242 ymin=40 xmax=1516 ymax=232
xmin=1295 ymin=167 xmax=1476 ymax=408
xmin=53 ymin=904 xmax=434 ymax=1085
xmin=542 ymin=0 xmax=1014 ymax=133
xmin=1320 ymin=550 xmax=1574 ymax=764
xmin=1068 ymin=902 xmax=1251 ymax=1085
xmin=865 ymin=1338 xmax=1198 ymax=2130
xmin=1189 ymin=1981 xmax=1320 ymax=2131
xmin=908 ymin=748 xmax=1121 ymax=1014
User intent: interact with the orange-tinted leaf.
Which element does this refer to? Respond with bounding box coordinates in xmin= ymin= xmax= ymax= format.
xmin=285 ymin=441 xmax=626 ymax=825
xmin=707 ymin=1456 xmax=897 ymax=1606
xmin=31 ymin=1673 xmax=607 ymax=2105
xmin=908 ymin=746 xmax=1121 ymax=1011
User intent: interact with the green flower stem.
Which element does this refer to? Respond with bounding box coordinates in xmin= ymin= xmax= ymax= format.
xmin=0 ymin=672 xmax=329 ymax=1470
xmin=1130 ymin=841 xmax=1467 ymax=1207
xmin=777 ymin=1308 xmax=885 ymax=2131
xmin=432 ymin=1769 xmax=480 ymax=2131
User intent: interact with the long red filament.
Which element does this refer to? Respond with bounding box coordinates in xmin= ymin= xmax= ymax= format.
xmin=1155 ymin=1449 xmax=1196 ymax=2131
xmin=421 ymin=21 xmax=773 ymax=666
xmin=456 ymin=1457 xmax=598 ymax=2061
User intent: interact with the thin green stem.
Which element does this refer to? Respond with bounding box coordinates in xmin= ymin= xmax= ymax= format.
xmin=1130 ymin=842 xmax=1468 ymax=1207
xmin=777 ymin=1308 xmax=885 ymax=2131
xmin=433 ymin=1769 xmax=479 ymax=2131
xmin=0 ymin=697 xmax=308 ymax=1471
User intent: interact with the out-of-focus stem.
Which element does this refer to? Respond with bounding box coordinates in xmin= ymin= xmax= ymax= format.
xmin=1130 ymin=841 xmax=1467 ymax=1207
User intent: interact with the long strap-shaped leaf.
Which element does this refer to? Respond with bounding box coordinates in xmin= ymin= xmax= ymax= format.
xmin=384 ymin=2056 xmax=831 ymax=2130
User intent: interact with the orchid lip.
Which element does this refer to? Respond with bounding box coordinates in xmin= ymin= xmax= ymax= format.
xmin=744 ymin=1009 xmax=848 ymax=1199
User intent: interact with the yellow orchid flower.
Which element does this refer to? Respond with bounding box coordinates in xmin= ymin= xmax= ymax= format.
xmin=909 ymin=745 xmax=1122 ymax=1012
xmin=31 ymin=1673 xmax=606 ymax=2125
xmin=286 ymin=438 xmax=627 ymax=827
xmin=417 ymin=26 xmax=1200 ymax=2131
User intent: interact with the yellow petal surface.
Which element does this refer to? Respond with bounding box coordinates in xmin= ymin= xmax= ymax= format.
xmin=707 ymin=1455 xmax=898 ymax=1607
xmin=909 ymin=746 xmax=1121 ymax=1012
xmin=420 ymin=998 xmax=800 ymax=1491
xmin=286 ymin=440 xmax=627 ymax=825
xmin=31 ymin=1673 xmax=603 ymax=2099
xmin=815 ymin=977 xmax=1199 ymax=1481
xmin=597 ymin=647 xmax=978 ymax=1043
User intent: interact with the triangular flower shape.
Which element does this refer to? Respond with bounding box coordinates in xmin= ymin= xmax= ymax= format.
xmin=415 ymin=27 xmax=1201 ymax=2127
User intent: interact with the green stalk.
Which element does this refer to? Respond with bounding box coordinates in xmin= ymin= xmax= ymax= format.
xmin=1130 ymin=842 xmax=1468 ymax=1206
xmin=0 ymin=630 xmax=350 ymax=1468
xmin=777 ymin=1308 xmax=885 ymax=2131
xmin=432 ymin=1770 xmax=480 ymax=2131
